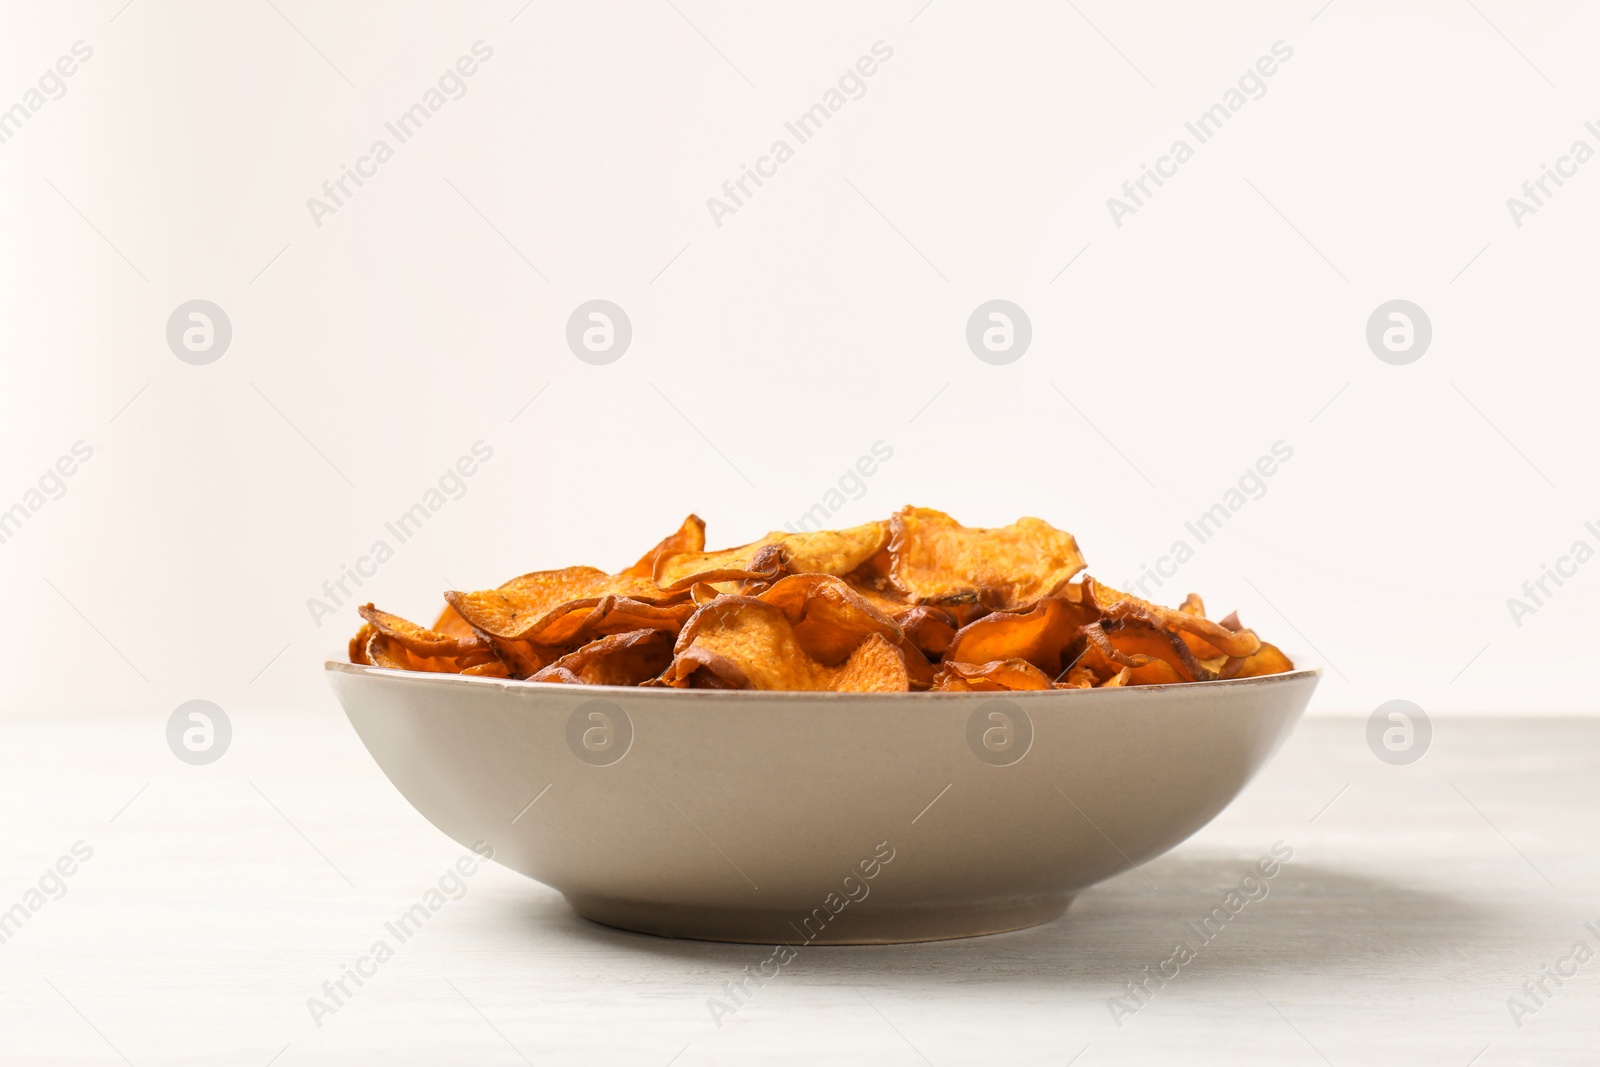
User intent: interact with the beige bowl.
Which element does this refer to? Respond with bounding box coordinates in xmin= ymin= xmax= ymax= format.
xmin=325 ymin=661 xmax=1317 ymax=944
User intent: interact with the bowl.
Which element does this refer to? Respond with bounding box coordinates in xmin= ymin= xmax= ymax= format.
xmin=325 ymin=661 xmax=1318 ymax=944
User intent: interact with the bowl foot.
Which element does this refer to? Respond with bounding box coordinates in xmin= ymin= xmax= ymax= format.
xmin=564 ymin=892 xmax=1076 ymax=945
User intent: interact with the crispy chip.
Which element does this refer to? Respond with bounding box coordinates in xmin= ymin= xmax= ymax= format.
xmin=898 ymin=605 xmax=958 ymax=658
xmin=931 ymin=658 xmax=1054 ymax=692
xmin=1078 ymin=620 xmax=1208 ymax=685
xmin=461 ymin=661 xmax=510 ymax=677
xmin=521 ymin=595 xmax=696 ymax=647
xmin=654 ymin=522 xmax=888 ymax=591
xmin=838 ymin=582 xmax=960 ymax=658
xmin=944 ymin=595 xmax=1099 ymax=676
xmin=1054 ymin=663 xmax=1098 ymax=689
xmin=531 ymin=629 xmax=674 ymax=687
xmin=445 ymin=567 xmax=678 ymax=642
xmin=755 ymin=574 xmax=934 ymax=689
xmin=364 ymin=631 xmax=475 ymax=674
xmin=1221 ymin=641 xmax=1295 ymax=679
xmin=887 ymin=507 xmax=1085 ymax=610
xmin=359 ymin=604 xmax=487 ymax=658
xmin=756 ymin=574 xmax=900 ymax=662
xmin=620 ymin=514 xmax=706 ymax=579
xmin=1081 ymin=576 xmax=1261 ymax=659
xmin=665 ymin=597 xmax=909 ymax=691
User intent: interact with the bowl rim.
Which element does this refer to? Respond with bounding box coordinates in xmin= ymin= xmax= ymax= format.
xmin=324 ymin=659 xmax=1321 ymax=702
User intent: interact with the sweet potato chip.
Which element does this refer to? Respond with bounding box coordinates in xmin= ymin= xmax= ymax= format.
xmin=461 ymin=661 xmax=510 ymax=678
xmin=1054 ymin=663 xmax=1098 ymax=689
xmin=520 ymin=595 xmax=697 ymax=647
xmin=887 ymin=507 xmax=1085 ymax=610
xmin=1078 ymin=621 xmax=1207 ymax=685
xmin=654 ymin=522 xmax=888 ymax=591
xmin=445 ymin=567 xmax=678 ymax=641
xmin=944 ymin=595 xmax=1099 ymax=676
xmin=664 ymin=597 xmax=909 ymax=692
xmin=1221 ymin=641 xmax=1295 ymax=679
xmin=364 ymin=631 xmax=483 ymax=674
xmin=755 ymin=574 xmax=935 ymax=689
xmin=359 ymin=604 xmax=488 ymax=658
xmin=1097 ymin=667 xmax=1133 ymax=687
xmin=931 ymin=658 xmax=1054 ymax=692
xmin=1082 ymin=576 xmax=1261 ymax=659
xmin=831 ymin=633 xmax=914 ymax=693
xmin=620 ymin=514 xmax=706 ymax=580
xmin=897 ymin=606 xmax=958 ymax=658
xmin=531 ymin=629 xmax=674 ymax=687
xmin=755 ymin=574 xmax=901 ymax=664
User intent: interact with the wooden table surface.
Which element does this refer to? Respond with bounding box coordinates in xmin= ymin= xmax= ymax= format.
xmin=2 ymin=709 xmax=1596 ymax=1066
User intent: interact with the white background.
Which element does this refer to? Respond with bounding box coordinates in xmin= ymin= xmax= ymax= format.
xmin=4 ymin=0 xmax=1598 ymax=718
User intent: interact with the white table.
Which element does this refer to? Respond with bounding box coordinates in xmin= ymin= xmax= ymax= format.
xmin=2 ymin=710 xmax=1595 ymax=1066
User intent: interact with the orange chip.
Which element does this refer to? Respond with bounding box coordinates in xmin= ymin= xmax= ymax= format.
xmin=756 ymin=574 xmax=900 ymax=663
xmin=531 ymin=629 xmax=675 ymax=687
xmin=1097 ymin=667 xmax=1133 ymax=687
xmin=364 ymin=631 xmax=412 ymax=670
xmin=364 ymin=630 xmax=480 ymax=674
xmin=887 ymin=507 xmax=1085 ymax=610
xmin=360 ymin=604 xmax=488 ymax=658
xmin=520 ymin=595 xmax=697 ymax=647
xmin=620 ymin=514 xmax=706 ymax=580
xmin=1054 ymin=663 xmax=1098 ymax=689
xmin=1221 ymin=641 xmax=1295 ymax=679
xmin=445 ymin=567 xmax=679 ymax=641
xmin=1079 ymin=620 xmax=1207 ymax=685
xmin=664 ymin=597 xmax=910 ymax=692
xmin=897 ymin=605 xmax=958 ymax=658
xmin=755 ymin=574 xmax=935 ymax=689
xmin=838 ymin=582 xmax=959 ymax=656
xmin=944 ymin=595 xmax=1099 ymax=676
xmin=654 ymin=522 xmax=889 ymax=592
xmin=461 ymin=661 xmax=510 ymax=678
xmin=931 ymin=658 xmax=1055 ymax=692
xmin=1081 ymin=576 xmax=1262 ymax=659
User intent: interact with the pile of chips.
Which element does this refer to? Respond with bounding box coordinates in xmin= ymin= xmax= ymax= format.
xmin=348 ymin=507 xmax=1293 ymax=692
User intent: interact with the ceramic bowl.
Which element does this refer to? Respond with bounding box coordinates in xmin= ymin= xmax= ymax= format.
xmin=326 ymin=661 xmax=1318 ymax=944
